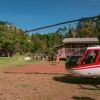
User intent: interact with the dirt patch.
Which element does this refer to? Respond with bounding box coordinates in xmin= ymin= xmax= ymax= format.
xmin=0 ymin=62 xmax=100 ymax=100
xmin=7 ymin=63 xmax=67 ymax=74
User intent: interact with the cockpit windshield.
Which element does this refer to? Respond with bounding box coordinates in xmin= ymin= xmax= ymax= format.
xmin=65 ymin=48 xmax=86 ymax=68
xmin=82 ymin=49 xmax=99 ymax=64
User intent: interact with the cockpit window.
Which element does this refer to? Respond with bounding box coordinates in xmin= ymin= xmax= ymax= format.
xmin=65 ymin=48 xmax=86 ymax=68
xmin=82 ymin=50 xmax=99 ymax=65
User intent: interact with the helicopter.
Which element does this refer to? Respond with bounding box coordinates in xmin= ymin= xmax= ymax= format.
xmin=25 ymin=15 xmax=100 ymax=90
xmin=65 ymin=46 xmax=100 ymax=90
xmin=65 ymin=46 xmax=100 ymax=77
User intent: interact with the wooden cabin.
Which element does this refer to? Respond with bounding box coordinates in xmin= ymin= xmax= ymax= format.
xmin=55 ymin=38 xmax=99 ymax=60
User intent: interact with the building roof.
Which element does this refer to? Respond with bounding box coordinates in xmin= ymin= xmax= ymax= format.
xmin=62 ymin=38 xmax=99 ymax=43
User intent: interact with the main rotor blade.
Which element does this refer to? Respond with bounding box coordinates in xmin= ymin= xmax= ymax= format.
xmin=25 ymin=16 xmax=98 ymax=32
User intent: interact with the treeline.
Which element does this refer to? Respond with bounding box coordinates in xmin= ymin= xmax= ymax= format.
xmin=0 ymin=15 xmax=100 ymax=56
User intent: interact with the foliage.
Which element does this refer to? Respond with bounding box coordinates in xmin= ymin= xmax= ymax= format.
xmin=0 ymin=14 xmax=100 ymax=56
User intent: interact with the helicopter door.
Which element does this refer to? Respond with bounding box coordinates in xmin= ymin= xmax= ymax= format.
xmin=80 ymin=50 xmax=99 ymax=76
xmin=81 ymin=50 xmax=99 ymax=65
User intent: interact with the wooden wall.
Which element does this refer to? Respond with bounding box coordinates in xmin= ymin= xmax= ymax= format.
xmin=56 ymin=43 xmax=98 ymax=59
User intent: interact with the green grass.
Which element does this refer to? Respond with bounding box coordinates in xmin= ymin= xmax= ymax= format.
xmin=0 ymin=55 xmax=65 ymax=72
xmin=0 ymin=55 xmax=46 ymax=71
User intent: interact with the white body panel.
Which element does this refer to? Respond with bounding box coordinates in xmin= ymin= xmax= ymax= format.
xmin=67 ymin=64 xmax=100 ymax=77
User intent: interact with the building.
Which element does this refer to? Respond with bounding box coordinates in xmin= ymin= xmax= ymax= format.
xmin=55 ymin=38 xmax=99 ymax=60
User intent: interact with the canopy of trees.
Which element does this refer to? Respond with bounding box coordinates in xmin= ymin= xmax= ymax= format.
xmin=0 ymin=15 xmax=100 ymax=57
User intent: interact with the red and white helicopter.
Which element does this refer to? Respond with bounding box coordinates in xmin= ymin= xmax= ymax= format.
xmin=65 ymin=46 xmax=100 ymax=90
xmin=65 ymin=46 xmax=100 ymax=77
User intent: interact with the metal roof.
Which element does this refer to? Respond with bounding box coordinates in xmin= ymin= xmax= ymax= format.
xmin=62 ymin=38 xmax=99 ymax=43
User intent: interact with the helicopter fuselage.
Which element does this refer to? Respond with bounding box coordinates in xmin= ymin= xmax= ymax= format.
xmin=65 ymin=46 xmax=100 ymax=77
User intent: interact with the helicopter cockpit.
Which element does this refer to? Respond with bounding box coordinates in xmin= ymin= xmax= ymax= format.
xmin=65 ymin=47 xmax=99 ymax=68
xmin=65 ymin=48 xmax=86 ymax=68
xmin=82 ymin=49 xmax=99 ymax=65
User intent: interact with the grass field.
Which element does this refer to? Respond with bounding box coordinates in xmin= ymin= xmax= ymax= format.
xmin=0 ymin=55 xmax=65 ymax=70
xmin=0 ymin=55 xmax=49 ymax=71
xmin=0 ymin=56 xmax=29 ymax=71
xmin=0 ymin=56 xmax=100 ymax=100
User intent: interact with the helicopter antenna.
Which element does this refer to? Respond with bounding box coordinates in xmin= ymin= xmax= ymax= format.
xmin=25 ymin=16 xmax=98 ymax=32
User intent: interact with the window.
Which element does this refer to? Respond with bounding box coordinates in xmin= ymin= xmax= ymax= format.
xmin=72 ymin=44 xmax=75 ymax=48
xmin=85 ymin=44 xmax=88 ymax=47
xmin=82 ymin=50 xmax=99 ymax=65
xmin=66 ymin=48 xmax=86 ymax=68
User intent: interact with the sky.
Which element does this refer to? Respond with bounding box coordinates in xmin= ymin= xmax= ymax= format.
xmin=0 ymin=0 xmax=100 ymax=35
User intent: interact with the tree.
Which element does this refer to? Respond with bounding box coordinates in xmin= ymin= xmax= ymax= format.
xmin=76 ymin=17 xmax=96 ymax=37
xmin=56 ymin=27 xmax=67 ymax=42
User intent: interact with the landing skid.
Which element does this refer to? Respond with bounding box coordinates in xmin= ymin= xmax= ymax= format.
xmin=81 ymin=76 xmax=100 ymax=80
xmin=79 ymin=84 xmax=100 ymax=90
xmin=79 ymin=76 xmax=100 ymax=90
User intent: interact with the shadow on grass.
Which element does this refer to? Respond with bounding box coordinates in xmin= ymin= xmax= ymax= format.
xmin=52 ymin=74 xmax=100 ymax=85
xmin=72 ymin=96 xmax=95 ymax=100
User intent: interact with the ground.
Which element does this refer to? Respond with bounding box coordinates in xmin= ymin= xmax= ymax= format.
xmin=0 ymin=62 xmax=100 ymax=100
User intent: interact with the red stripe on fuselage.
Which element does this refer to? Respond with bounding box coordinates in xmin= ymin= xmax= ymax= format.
xmin=67 ymin=64 xmax=100 ymax=70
